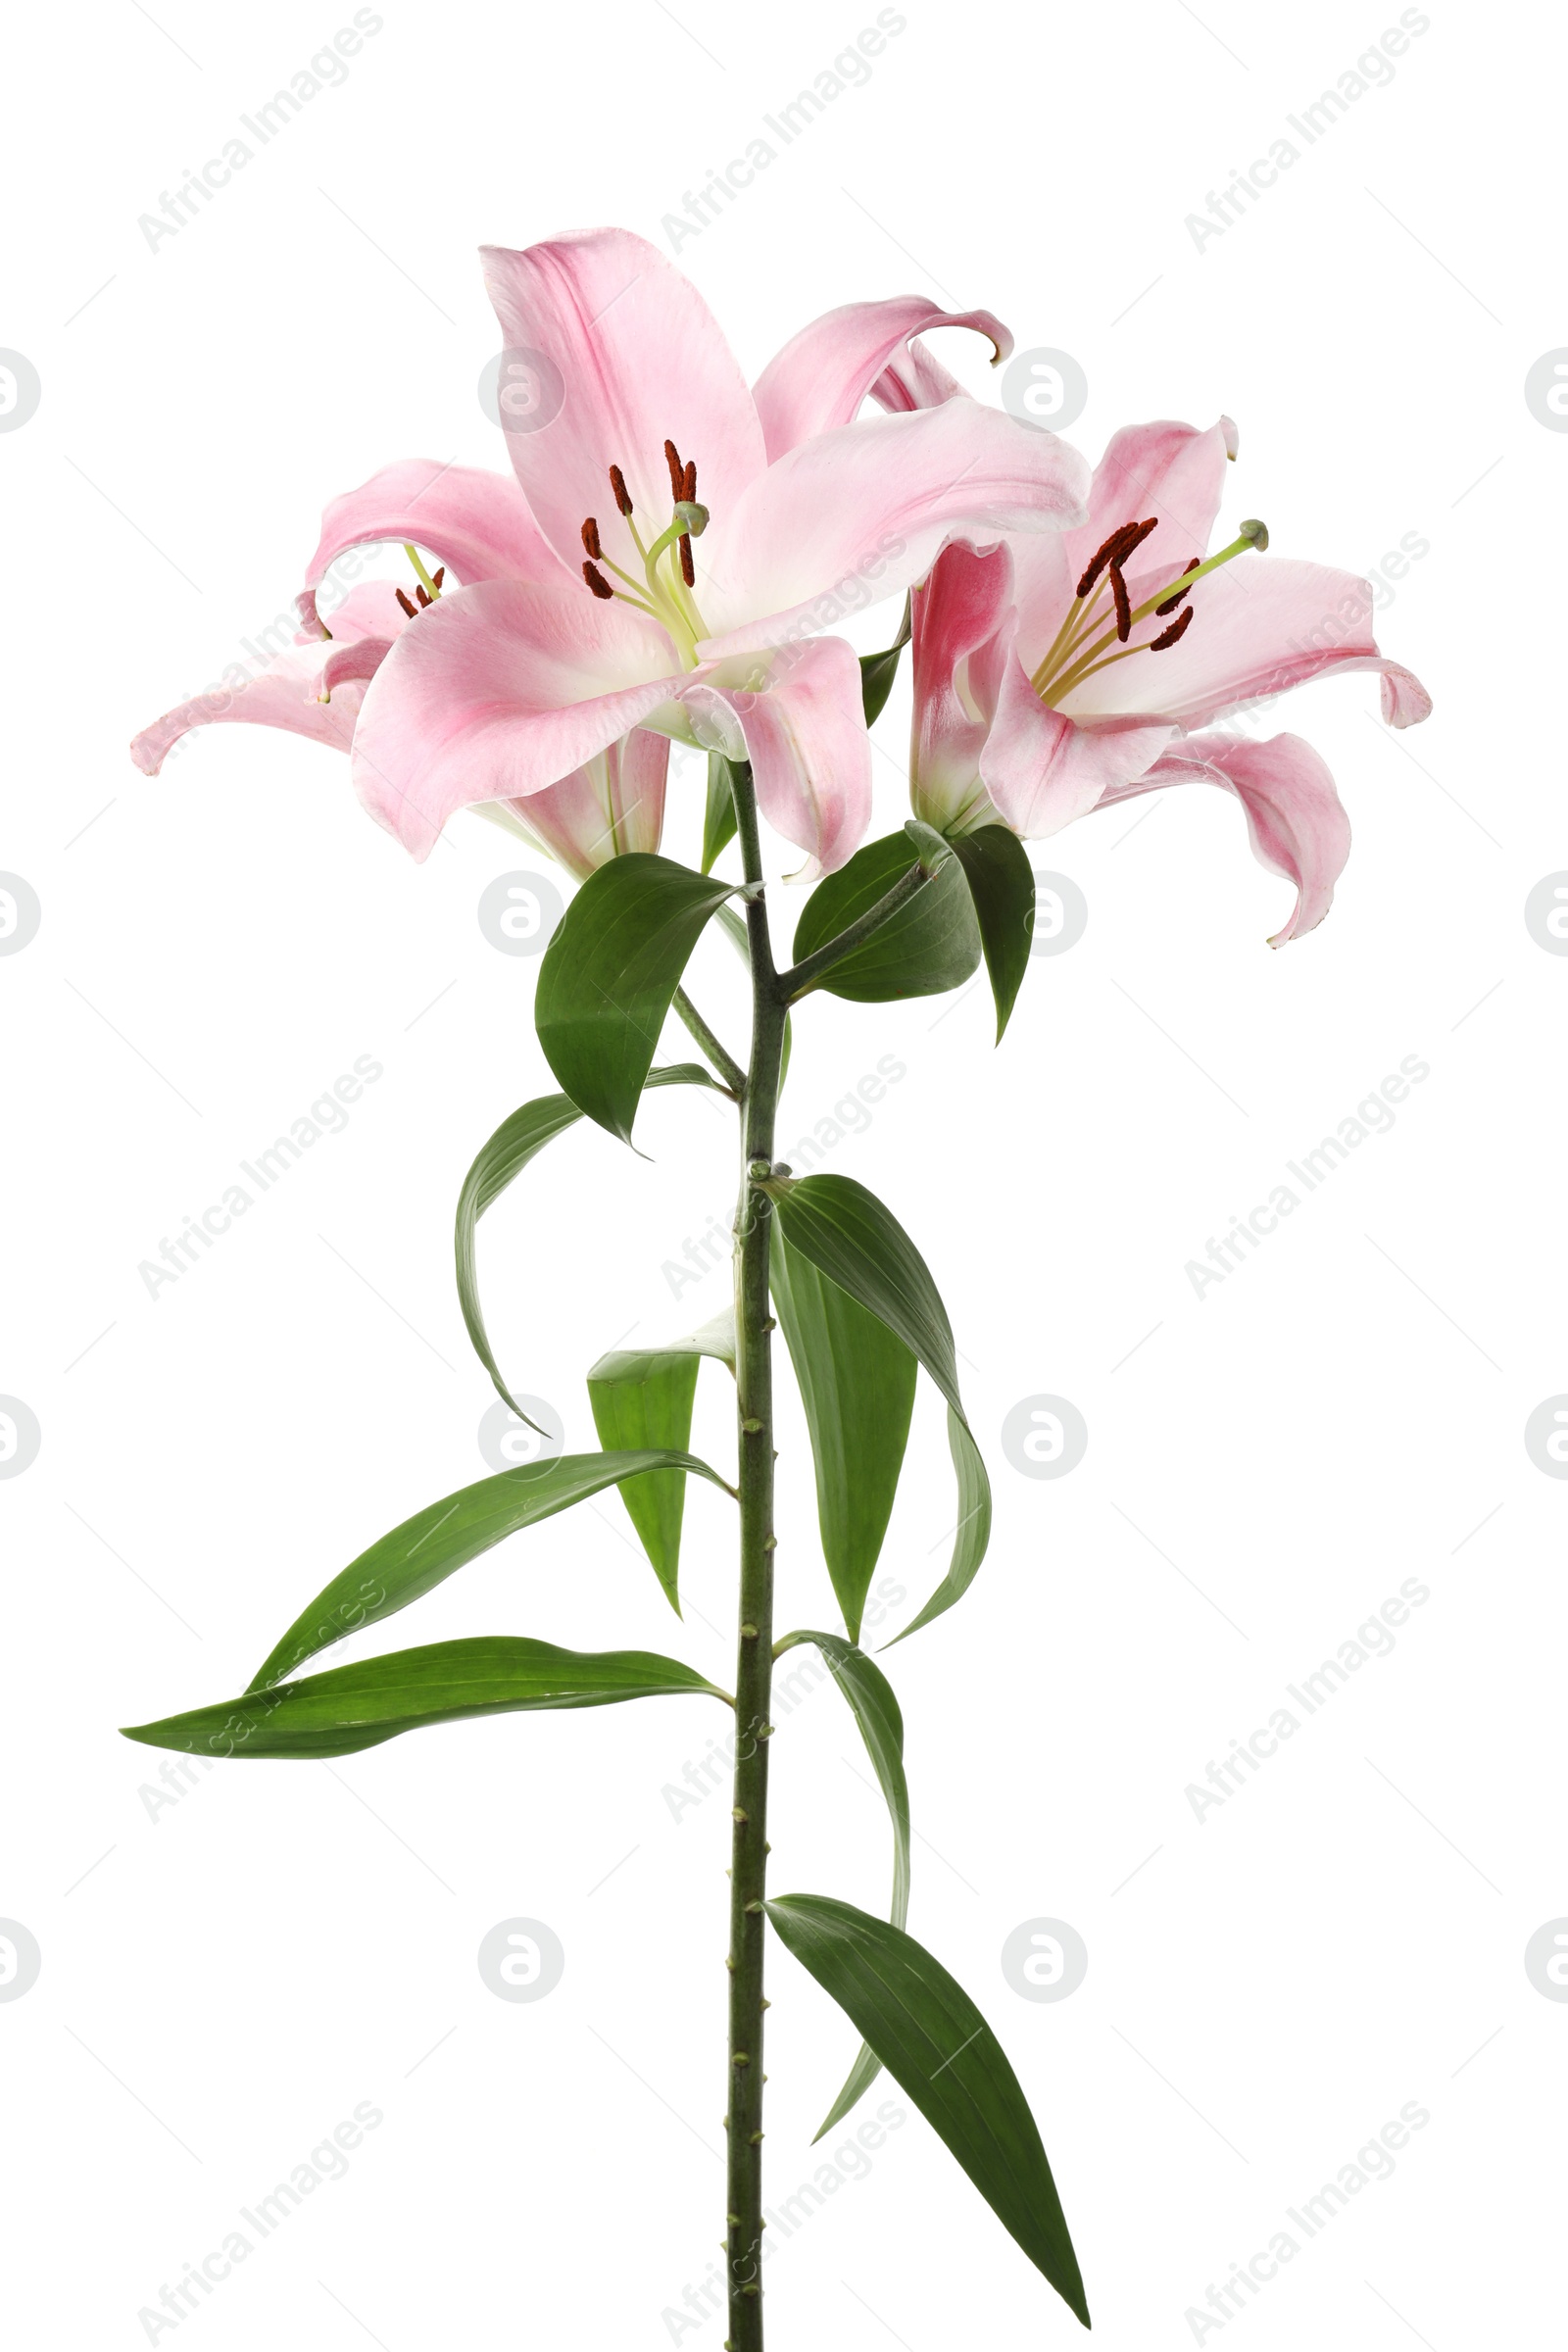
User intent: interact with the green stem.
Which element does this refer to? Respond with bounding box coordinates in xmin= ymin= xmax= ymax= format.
xmin=775 ymin=859 xmax=929 ymax=1002
xmin=672 ymin=986 xmax=746 ymax=1098
xmin=725 ymin=763 xmax=787 ymax=2352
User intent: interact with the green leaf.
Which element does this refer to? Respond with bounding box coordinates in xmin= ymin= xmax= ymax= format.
xmin=949 ymin=825 xmax=1036 ymax=1042
xmin=765 ymin=1894 xmax=1089 ymax=2327
xmin=859 ymin=594 xmax=912 ymax=725
xmin=124 ymin=1637 xmax=729 ymax=1762
xmin=587 ymin=1310 xmax=736 ymax=1611
xmin=456 ymin=1066 xmax=719 ymax=1415
xmin=790 ymin=832 xmax=980 ymax=1004
xmin=758 ymin=1173 xmax=992 ymax=1642
xmin=246 ymin=1450 xmax=734 ymax=1691
xmin=535 ymin=853 xmax=737 ymax=1143
xmin=702 ymin=754 xmax=742 ymax=873
xmin=770 ymin=1233 xmax=915 ymax=1640
xmin=775 ymin=1632 xmax=910 ymax=2135
xmin=893 ymin=1409 xmax=993 ymax=1645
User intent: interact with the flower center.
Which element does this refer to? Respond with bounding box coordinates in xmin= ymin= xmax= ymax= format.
xmin=394 ymin=544 xmax=445 ymax=621
xmin=579 ymin=439 xmax=713 ymax=670
xmin=1030 ymin=514 xmax=1268 ymax=707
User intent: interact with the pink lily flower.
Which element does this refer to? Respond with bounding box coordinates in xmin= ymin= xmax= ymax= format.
xmin=347 ymin=229 xmax=1090 ymax=876
xmin=904 ymin=416 xmax=1431 ymax=941
xmin=131 ymin=551 xmax=669 ymax=882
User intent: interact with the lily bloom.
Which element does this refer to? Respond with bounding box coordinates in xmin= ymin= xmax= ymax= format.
xmin=131 ymin=557 xmax=668 ymax=882
xmin=906 ymin=416 xmax=1432 ymax=941
xmin=346 ymin=228 xmax=1089 ymax=876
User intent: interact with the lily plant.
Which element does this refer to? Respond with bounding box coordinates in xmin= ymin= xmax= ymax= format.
xmin=123 ymin=226 xmax=1429 ymax=2346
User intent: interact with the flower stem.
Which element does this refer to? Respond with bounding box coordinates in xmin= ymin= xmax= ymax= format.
xmin=775 ymin=858 xmax=931 ymax=1002
xmin=724 ymin=762 xmax=786 ymax=2351
xmin=672 ymin=986 xmax=746 ymax=1098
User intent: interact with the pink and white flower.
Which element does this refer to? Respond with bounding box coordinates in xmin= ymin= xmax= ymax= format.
xmin=904 ymin=413 xmax=1432 ymax=942
xmin=131 ymin=525 xmax=669 ymax=883
xmin=345 ymin=230 xmax=1088 ymax=876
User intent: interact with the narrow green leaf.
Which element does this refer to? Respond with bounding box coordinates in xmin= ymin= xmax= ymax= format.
xmin=702 ymin=754 xmax=742 ymax=873
xmin=891 ymin=1408 xmax=993 ymax=1645
xmin=760 ymin=1173 xmax=962 ymax=1414
xmin=776 ymin=1632 xmax=909 ymax=2134
xmin=791 ymin=833 xmax=980 ymax=1004
xmin=766 ymin=1894 xmax=1089 ymax=2327
xmin=535 ymin=853 xmax=737 ymax=1143
xmin=246 ymin=1450 xmax=734 ymax=1691
xmin=859 ymin=594 xmax=912 ymax=725
xmin=759 ymin=1173 xmax=992 ymax=1640
xmin=770 ymin=1234 xmax=915 ymax=1640
xmin=587 ymin=1310 xmax=736 ymax=1610
xmin=949 ymin=825 xmax=1036 ymax=1042
xmin=125 ymin=1637 xmax=729 ymax=1762
xmin=456 ymin=1065 xmax=718 ymax=1415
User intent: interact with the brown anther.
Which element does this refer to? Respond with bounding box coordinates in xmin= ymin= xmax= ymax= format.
xmin=1109 ymin=564 xmax=1131 ymax=643
xmin=581 ymin=516 xmax=603 ymax=561
xmin=678 ymin=532 xmax=695 ymax=587
xmin=682 ymin=459 xmax=697 ymax=501
xmin=395 ymin=587 xmax=416 ymax=619
xmin=431 ymin=567 xmax=445 ymax=590
xmin=415 ymin=585 xmax=431 ymax=609
xmin=1076 ymin=516 xmax=1156 ymax=600
xmin=1155 ymin=558 xmax=1200 ymax=617
xmin=1150 ymin=605 xmax=1196 ymax=651
xmin=1116 ymin=516 xmax=1159 ymax=565
xmin=609 ymin=464 xmax=634 ymax=517
xmin=663 ymin=438 xmax=685 ymax=497
xmin=582 ymin=561 xmax=615 ymax=601
xmin=1075 ymin=525 xmax=1135 ymax=601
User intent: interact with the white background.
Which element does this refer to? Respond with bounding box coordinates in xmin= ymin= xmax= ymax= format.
xmin=3 ymin=1 xmax=1562 ymax=2345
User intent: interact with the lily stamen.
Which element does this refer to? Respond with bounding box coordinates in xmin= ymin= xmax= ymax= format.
xmin=1035 ymin=519 xmax=1269 ymax=707
xmin=1108 ymin=564 xmax=1131 ymax=643
xmin=1155 ymin=558 xmax=1200 ymax=617
xmin=575 ymin=448 xmax=713 ymax=665
xmin=403 ymin=543 xmax=444 ymax=603
xmin=1149 ymin=606 xmax=1195 ymax=651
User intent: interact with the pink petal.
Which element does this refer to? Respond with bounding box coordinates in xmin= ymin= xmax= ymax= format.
xmin=908 ymin=541 xmax=1015 ymax=832
xmin=316 ymin=634 xmax=396 ymax=697
xmin=479 ymin=228 xmax=766 ymax=576
xmin=1062 ymin=555 xmax=1432 ymax=731
xmin=871 ymin=337 xmax=971 ymax=415
xmin=351 ymin=574 xmax=685 ymax=861
xmin=132 ymin=580 xmax=416 ymax=773
xmin=131 ymin=644 xmax=366 ymax=775
xmin=1099 ymin=731 xmax=1351 ymax=944
xmin=752 ymin=299 xmax=1010 ymax=461
xmin=297 ymin=459 xmax=566 ymax=636
xmin=1008 ymin=415 xmax=1237 ymax=662
xmin=500 ymin=730 xmax=669 ymax=880
xmin=698 ymin=400 xmax=1090 ymax=652
xmin=977 ymin=651 xmax=1174 ymax=837
xmin=679 ymin=638 xmax=871 ymax=880
xmin=1075 ymin=416 xmax=1236 ymax=576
